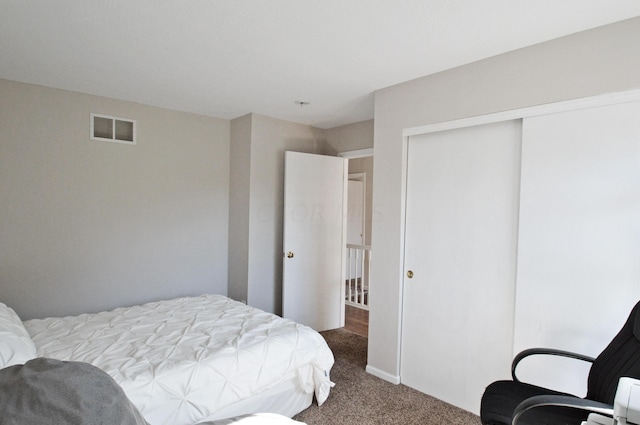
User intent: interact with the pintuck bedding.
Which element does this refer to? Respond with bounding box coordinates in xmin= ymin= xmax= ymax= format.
xmin=19 ymin=295 xmax=334 ymax=425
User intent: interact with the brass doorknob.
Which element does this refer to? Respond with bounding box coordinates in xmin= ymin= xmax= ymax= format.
xmin=286 ymin=252 xmax=294 ymax=258
xmin=407 ymin=270 xmax=414 ymax=278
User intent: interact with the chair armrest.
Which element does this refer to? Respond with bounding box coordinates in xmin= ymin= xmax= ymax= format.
xmin=512 ymin=348 xmax=596 ymax=382
xmin=512 ymin=395 xmax=613 ymax=425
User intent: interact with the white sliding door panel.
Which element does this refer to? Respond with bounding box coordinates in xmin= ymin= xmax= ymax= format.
xmin=401 ymin=120 xmax=521 ymax=414
xmin=515 ymin=101 xmax=640 ymax=396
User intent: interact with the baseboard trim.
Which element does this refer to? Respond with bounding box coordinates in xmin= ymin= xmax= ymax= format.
xmin=365 ymin=365 xmax=401 ymax=385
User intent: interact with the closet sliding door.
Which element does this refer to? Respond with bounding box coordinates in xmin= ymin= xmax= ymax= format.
xmin=515 ymin=101 xmax=640 ymax=396
xmin=401 ymin=120 xmax=521 ymax=414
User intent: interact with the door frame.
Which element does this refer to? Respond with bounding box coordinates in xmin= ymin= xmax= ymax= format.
xmin=339 ymin=147 xmax=374 ymax=246
xmin=339 ymin=148 xmax=374 ymax=248
xmin=347 ymin=172 xmax=366 ymax=246
xmin=338 ymin=148 xmax=374 ymax=159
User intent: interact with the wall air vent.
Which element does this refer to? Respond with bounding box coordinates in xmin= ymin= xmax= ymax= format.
xmin=91 ymin=113 xmax=136 ymax=145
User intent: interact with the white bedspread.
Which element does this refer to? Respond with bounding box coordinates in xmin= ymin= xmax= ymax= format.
xmin=24 ymin=295 xmax=334 ymax=425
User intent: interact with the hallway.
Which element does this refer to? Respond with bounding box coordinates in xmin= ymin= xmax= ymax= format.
xmin=344 ymin=305 xmax=368 ymax=337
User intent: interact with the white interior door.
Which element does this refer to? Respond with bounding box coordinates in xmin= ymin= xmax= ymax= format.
xmin=401 ymin=120 xmax=521 ymax=414
xmin=282 ymin=151 xmax=347 ymax=332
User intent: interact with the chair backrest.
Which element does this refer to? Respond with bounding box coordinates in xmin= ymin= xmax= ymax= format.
xmin=587 ymin=300 xmax=640 ymax=404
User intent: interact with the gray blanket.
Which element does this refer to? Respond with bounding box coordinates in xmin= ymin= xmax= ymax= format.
xmin=0 ymin=357 xmax=149 ymax=425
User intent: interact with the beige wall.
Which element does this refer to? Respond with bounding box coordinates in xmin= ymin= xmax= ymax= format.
xmin=325 ymin=119 xmax=374 ymax=154
xmin=228 ymin=114 xmax=252 ymax=303
xmin=369 ymin=17 xmax=640 ymax=382
xmin=0 ymin=78 xmax=373 ymax=321
xmin=0 ymin=79 xmax=230 ymax=320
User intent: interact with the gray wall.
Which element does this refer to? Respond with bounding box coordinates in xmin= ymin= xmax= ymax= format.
xmin=369 ymin=17 xmax=640 ymax=382
xmin=0 ymin=79 xmax=230 ymax=320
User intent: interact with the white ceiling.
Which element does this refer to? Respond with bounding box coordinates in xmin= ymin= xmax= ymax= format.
xmin=2 ymin=1 xmax=640 ymax=129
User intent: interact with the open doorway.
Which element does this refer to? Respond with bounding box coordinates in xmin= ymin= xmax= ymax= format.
xmin=341 ymin=152 xmax=373 ymax=337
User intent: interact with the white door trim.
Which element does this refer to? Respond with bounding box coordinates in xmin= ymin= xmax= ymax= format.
xmin=338 ymin=148 xmax=374 ymax=158
xmin=403 ymin=88 xmax=640 ymax=138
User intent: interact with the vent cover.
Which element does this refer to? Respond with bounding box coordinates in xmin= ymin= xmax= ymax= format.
xmin=91 ymin=113 xmax=136 ymax=145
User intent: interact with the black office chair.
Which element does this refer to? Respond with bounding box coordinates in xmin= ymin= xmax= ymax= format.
xmin=480 ymin=300 xmax=640 ymax=425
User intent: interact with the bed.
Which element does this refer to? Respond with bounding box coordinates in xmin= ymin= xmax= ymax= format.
xmin=0 ymin=294 xmax=334 ymax=425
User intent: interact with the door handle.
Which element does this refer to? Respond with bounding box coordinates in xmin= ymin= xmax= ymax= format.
xmin=407 ymin=270 xmax=414 ymax=278
xmin=286 ymin=252 xmax=294 ymax=259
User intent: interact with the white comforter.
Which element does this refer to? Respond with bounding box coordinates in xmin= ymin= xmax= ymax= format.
xmin=24 ymin=295 xmax=334 ymax=425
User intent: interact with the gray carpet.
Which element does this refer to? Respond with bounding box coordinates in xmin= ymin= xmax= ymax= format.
xmin=293 ymin=329 xmax=481 ymax=425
